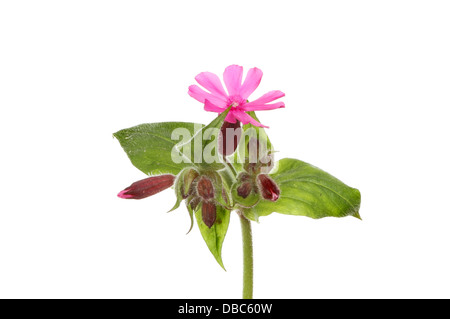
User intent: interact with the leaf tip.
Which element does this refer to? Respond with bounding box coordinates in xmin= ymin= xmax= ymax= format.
xmin=112 ymin=130 xmax=122 ymax=140
xmin=352 ymin=211 xmax=362 ymax=220
xmin=217 ymin=259 xmax=226 ymax=271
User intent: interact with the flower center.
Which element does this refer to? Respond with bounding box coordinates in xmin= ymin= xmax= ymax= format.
xmin=228 ymin=96 xmax=245 ymax=108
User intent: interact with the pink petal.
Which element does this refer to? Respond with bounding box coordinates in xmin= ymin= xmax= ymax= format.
xmin=117 ymin=189 xmax=133 ymax=199
xmin=233 ymin=111 xmax=269 ymax=128
xmin=225 ymin=111 xmax=238 ymax=123
xmin=204 ymin=99 xmax=226 ymax=113
xmin=245 ymin=90 xmax=285 ymax=107
xmin=239 ymin=67 xmax=263 ymax=100
xmin=241 ymin=101 xmax=285 ymax=111
xmin=188 ymin=85 xmax=228 ymax=107
xmin=223 ymin=65 xmax=243 ymax=96
xmin=195 ymin=72 xmax=228 ymax=98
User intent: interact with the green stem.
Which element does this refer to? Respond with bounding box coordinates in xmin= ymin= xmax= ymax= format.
xmin=223 ymin=155 xmax=238 ymax=178
xmin=239 ymin=211 xmax=253 ymax=299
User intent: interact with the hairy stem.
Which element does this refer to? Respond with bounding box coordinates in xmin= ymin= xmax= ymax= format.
xmin=239 ymin=211 xmax=253 ymax=299
xmin=223 ymin=155 xmax=238 ymax=178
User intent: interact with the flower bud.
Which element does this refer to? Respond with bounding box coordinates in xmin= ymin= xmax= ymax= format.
xmin=235 ymin=172 xmax=254 ymax=199
xmin=243 ymin=137 xmax=274 ymax=174
xmin=197 ymin=176 xmax=215 ymax=201
xmin=237 ymin=182 xmax=252 ymax=199
xmin=202 ymin=201 xmax=216 ymax=228
xmin=118 ymin=174 xmax=175 ymax=199
xmin=181 ymin=169 xmax=199 ymax=199
xmin=257 ymin=174 xmax=280 ymax=202
xmin=218 ymin=120 xmax=242 ymax=156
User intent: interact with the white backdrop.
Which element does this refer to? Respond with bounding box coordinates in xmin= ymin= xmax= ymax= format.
xmin=1 ymin=1 xmax=449 ymax=299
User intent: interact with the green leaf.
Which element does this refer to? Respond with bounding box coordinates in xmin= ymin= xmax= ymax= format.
xmin=114 ymin=122 xmax=203 ymax=176
xmin=193 ymin=204 xmax=231 ymax=270
xmin=244 ymin=158 xmax=361 ymax=220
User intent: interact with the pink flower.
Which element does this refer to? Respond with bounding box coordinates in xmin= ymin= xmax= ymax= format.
xmin=188 ymin=65 xmax=285 ymax=128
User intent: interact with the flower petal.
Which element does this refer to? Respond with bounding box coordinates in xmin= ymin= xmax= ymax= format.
xmin=224 ymin=111 xmax=238 ymax=123
xmin=195 ymin=72 xmax=228 ymax=98
xmin=204 ymin=99 xmax=226 ymax=113
xmin=245 ymin=90 xmax=285 ymax=107
xmin=223 ymin=65 xmax=243 ymax=96
xmin=241 ymin=101 xmax=285 ymax=111
xmin=117 ymin=190 xmax=133 ymax=199
xmin=239 ymin=67 xmax=263 ymax=100
xmin=188 ymin=85 xmax=228 ymax=107
xmin=233 ymin=111 xmax=269 ymax=128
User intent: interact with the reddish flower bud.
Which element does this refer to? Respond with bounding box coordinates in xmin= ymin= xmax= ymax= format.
xmin=218 ymin=120 xmax=242 ymax=156
xmin=117 ymin=174 xmax=175 ymax=200
xmin=237 ymin=182 xmax=252 ymax=199
xmin=197 ymin=176 xmax=215 ymax=201
xmin=257 ymin=174 xmax=280 ymax=202
xmin=202 ymin=201 xmax=216 ymax=228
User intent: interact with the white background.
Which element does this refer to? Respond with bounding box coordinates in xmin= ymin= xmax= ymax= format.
xmin=1 ymin=1 xmax=449 ymax=299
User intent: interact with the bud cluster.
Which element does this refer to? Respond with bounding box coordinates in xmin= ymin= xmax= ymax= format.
xmin=178 ymin=168 xmax=229 ymax=229
xmin=117 ymin=134 xmax=280 ymax=230
xmin=233 ymin=138 xmax=280 ymax=206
